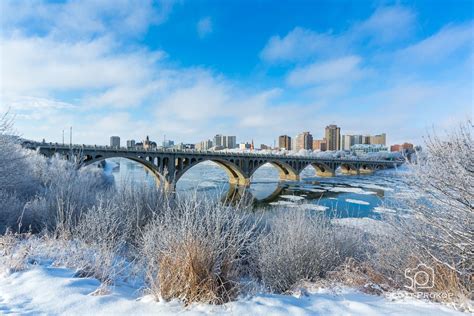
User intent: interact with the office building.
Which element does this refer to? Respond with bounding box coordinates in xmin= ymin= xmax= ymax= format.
xmin=370 ymin=133 xmax=387 ymax=145
xmin=278 ymin=135 xmax=292 ymax=150
xmin=213 ymin=134 xmax=224 ymax=147
xmin=224 ymin=135 xmax=237 ymax=149
xmin=342 ymin=134 xmax=364 ymax=151
xmin=162 ymin=140 xmax=175 ymax=148
xmin=110 ymin=136 xmax=120 ymax=148
xmin=313 ymin=139 xmax=327 ymax=151
xmin=126 ymin=139 xmax=135 ymax=149
xmin=239 ymin=142 xmax=251 ymax=150
xmin=295 ymin=132 xmax=313 ymax=151
xmin=325 ymin=125 xmax=341 ymax=151
xmin=195 ymin=139 xmax=213 ymax=151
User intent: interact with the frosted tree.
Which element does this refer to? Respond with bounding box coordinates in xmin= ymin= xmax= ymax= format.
xmin=0 ymin=112 xmax=32 ymax=193
xmin=396 ymin=121 xmax=473 ymax=283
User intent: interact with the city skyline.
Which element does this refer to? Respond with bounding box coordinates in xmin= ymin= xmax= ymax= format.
xmin=1 ymin=1 xmax=472 ymax=146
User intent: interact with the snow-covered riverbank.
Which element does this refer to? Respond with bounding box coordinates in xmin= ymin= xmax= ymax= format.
xmin=0 ymin=265 xmax=464 ymax=316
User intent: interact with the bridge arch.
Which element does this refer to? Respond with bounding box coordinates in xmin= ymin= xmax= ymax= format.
xmin=311 ymin=162 xmax=336 ymax=177
xmin=249 ymin=160 xmax=300 ymax=181
xmin=175 ymin=158 xmax=249 ymax=186
xmin=339 ymin=163 xmax=360 ymax=175
xmin=359 ymin=164 xmax=375 ymax=174
xmin=81 ymin=155 xmax=167 ymax=186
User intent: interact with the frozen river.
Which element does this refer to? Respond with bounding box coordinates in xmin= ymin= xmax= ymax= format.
xmin=103 ymin=158 xmax=409 ymax=219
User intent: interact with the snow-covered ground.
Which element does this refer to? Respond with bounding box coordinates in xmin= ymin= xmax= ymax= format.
xmin=0 ymin=265 xmax=464 ymax=316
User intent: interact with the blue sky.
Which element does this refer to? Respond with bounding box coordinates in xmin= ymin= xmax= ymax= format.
xmin=0 ymin=0 xmax=472 ymax=146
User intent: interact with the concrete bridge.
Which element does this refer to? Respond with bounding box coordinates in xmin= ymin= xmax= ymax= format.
xmin=23 ymin=142 xmax=403 ymax=190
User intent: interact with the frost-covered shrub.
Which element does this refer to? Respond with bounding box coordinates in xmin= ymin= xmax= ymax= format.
xmin=141 ymin=195 xmax=259 ymax=305
xmin=255 ymin=210 xmax=365 ymax=293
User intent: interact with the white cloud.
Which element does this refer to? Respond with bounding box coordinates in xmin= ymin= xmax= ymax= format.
xmin=286 ymin=56 xmax=363 ymax=87
xmin=260 ymin=27 xmax=345 ymax=63
xmin=197 ymin=17 xmax=213 ymax=38
xmin=352 ymin=6 xmax=416 ymax=44
xmin=395 ymin=22 xmax=473 ymax=64
xmin=260 ymin=6 xmax=416 ymax=63
xmin=0 ymin=0 xmax=176 ymax=39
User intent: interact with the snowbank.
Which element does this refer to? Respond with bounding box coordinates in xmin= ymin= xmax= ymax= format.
xmin=0 ymin=265 xmax=463 ymax=316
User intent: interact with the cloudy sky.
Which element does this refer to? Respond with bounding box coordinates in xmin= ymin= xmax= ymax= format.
xmin=0 ymin=0 xmax=472 ymax=146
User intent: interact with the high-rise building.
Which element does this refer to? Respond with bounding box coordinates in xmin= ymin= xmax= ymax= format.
xmin=363 ymin=135 xmax=371 ymax=144
xmin=342 ymin=135 xmax=352 ymax=151
xmin=295 ymin=132 xmax=313 ymax=151
xmin=342 ymin=134 xmax=364 ymax=151
xmin=278 ymin=135 xmax=292 ymax=150
xmin=370 ymin=133 xmax=386 ymax=145
xmin=110 ymin=136 xmax=120 ymax=148
xmin=213 ymin=134 xmax=224 ymax=147
xmin=195 ymin=139 xmax=213 ymax=151
xmin=325 ymin=125 xmax=340 ymax=151
xmin=162 ymin=140 xmax=175 ymax=148
xmin=312 ymin=139 xmax=327 ymax=151
xmin=223 ymin=136 xmax=237 ymax=149
xmin=126 ymin=139 xmax=135 ymax=149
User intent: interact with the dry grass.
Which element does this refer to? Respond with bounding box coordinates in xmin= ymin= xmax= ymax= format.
xmin=141 ymin=194 xmax=258 ymax=305
xmin=157 ymin=240 xmax=237 ymax=305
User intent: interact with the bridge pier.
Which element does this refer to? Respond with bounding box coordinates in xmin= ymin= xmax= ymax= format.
xmin=278 ymin=172 xmax=300 ymax=181
xmin=359 ymin=168 xmax=374 ymax=175
xmin=316 ymin=170 xmax=336 ymax=177
xmin=340 ymin=168 xmax=360 ymax=175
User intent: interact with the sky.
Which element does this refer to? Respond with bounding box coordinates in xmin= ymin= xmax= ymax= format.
xmin=0 ymin=0 xmax=472 ymax=146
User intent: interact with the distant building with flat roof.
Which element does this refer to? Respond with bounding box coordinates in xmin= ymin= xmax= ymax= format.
xmin=313 ymin=139 xmax=327 ymax=151
xmin=126 ymin=139 xmax=135 ymax=149
xmin=295 ymin=132 xmax=313 ymax=150
xmin=110 ymin=136 xmax=120 ymax=148
xmin=325 ymin=125 xmax=340 ymax=151
xmin=278 ymin=135 xmax=292 ymax=150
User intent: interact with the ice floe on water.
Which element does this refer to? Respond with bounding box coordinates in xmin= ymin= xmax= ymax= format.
xmin=299 ymin=204 xmax=329 ymax=211
xmin=345 ymin=199 xmax=370 ymax=205
xmin=358 ymin=183 xmax=395 ymax=192
xmin=329 ymin=187 xmax=377 ymax=195
xmin=304 ymin=188 xmax=326 ymax=193
xmin=269 ymin=201 xmax=328 ymax=211
xmin=280 ymin=195 xmax=305 ymax=201
xmin=373 ymin=206 xmax=397 ymax=213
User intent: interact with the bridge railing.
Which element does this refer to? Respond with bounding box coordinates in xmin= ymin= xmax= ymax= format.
xmin=23 ymin=141 xmax=403 ymax=165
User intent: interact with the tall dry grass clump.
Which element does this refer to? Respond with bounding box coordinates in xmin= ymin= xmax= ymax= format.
xmin=254 ymin=209 xmax=366 ymax=293
xmin=141 ymin=194 xmax=259 ymax=305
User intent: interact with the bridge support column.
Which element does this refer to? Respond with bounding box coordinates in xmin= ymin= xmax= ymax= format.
xmin=316 ymin=170 xmax=335 ymax=177
xmin=229 ymin=176 xmax=251 ymax=187
xmin=359 ymin=168 xmax=374 ymax=175
xmin=340 ymin=169 xmax=360 ymax=175
xmin=278 ymin=172 xmax=300 ymax=181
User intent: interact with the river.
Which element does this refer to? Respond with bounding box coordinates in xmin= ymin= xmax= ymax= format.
xmin=102 ymin=158 xmax=410 ymax=219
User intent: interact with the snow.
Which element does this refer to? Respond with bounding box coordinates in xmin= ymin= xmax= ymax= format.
xmin=345 ymin=199 xmax=370 ymax=205
xmin=0 ymin=265 xmax=463 ymax=316
xmin=332 ymin=218 xmax=393 ymax=235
